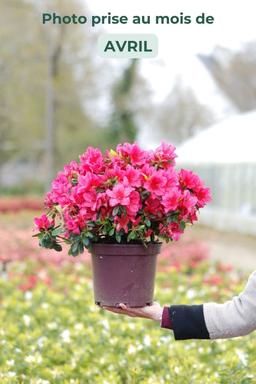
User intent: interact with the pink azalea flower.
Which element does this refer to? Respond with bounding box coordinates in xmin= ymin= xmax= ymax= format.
xmin=169 ymin=222 xmax=184 ymax=241
xmin=63 ymin=160 xmax=80 ymax=176
xmin=145 ymin=229 xmax=153 ymax=238
xmin=96 ymin=192 xmax=108 ymax=210
xmin=180 ymin=190 xmax=198 ymax=212
xmin=188 ymin=207 xmax=198 ymax=223
xmin=82 ymin=191 xmax=98 ymax=211
xmin=116 ymin=143 xmax=147 ymax=165
xmin=36 ymin=142 xmax=211 ymax=250
xmin=162 ymin=188 xmax=181 ymax=213
xmin=179 ymin=169 xmax=203 ymax=192
xmin=130 ymin=217 xmax=141 ymax=227
xmin=153 ymin=142 xmax=177 ymax=168
xmin=99 ymin=206 xmax=111 ymax=220
xmin=63 ymin=212 xmax=88 ymax=234
xmin=47 ymin=175 xmax=71 ymax=207
xmin=34 ymin=214 xmax=54 ymax=231
xmin=124 ymin=165 xmax=142 ymax=187
xmin=143 ymin=170 xmax=167 ymax=196
xmin=106 ymin=183 xmax=134 ymax=207
xmin=195 ymin=187 xmax=212 ymax=208
xmin=159 ymin=223 xmax=167 ymax=236
xmin=159 ymin=222 xmax=183 ymax=241
xmin=126 ymin=191 xmax=141 ymax=215
xmin=144 ymin=197 xmax=163 ymax=216
xmin=129 ymin=144 xmax=146 ymax=165
xmin=79 ymin=147 xmax=104 ymax=173
xmin=115 ymin=215 xmax=130 ymax=233
xmin=77 ymin=173 xmax=101 ymax=192
xmin=105 ymin=166 xmax=124 ymax=183
xmin=65 ymin=218 xmax=81 ymax=235
xmin=164 ymin=168 xmax=178 ymax=188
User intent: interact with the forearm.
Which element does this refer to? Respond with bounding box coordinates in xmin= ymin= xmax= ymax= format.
xmin=204 ymin=271 xmax=256 ymax=339
xmin=161 ymin=271 xmax=256 ymax=340
xmin=161 ymin=304 xmax=210 ymax=340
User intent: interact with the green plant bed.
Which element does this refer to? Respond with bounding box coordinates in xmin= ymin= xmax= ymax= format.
xmin=0 ymin=260 xmax=255 ymax=383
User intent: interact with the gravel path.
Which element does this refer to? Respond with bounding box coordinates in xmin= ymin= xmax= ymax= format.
xmin=185 ymin=225 xmax=256 ymax=271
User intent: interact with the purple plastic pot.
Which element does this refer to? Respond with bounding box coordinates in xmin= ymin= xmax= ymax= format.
xmin=90 ymin=243 xmax=161 ymax=308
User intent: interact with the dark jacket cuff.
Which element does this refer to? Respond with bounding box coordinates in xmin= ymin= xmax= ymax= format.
xmin=169 ymin=304 xmax=210 ymax=340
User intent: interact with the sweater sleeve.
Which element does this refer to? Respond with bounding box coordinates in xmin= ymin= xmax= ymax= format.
xmin=203 ymin=270 xmax=256 ymax=339
xmin=169 ymin=304 xmax=210 ymax=340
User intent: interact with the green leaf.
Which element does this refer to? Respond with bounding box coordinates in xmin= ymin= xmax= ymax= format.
xmin=141 ymin=190 xmax=150 ymax=199
xmin=87 ymin=221 xmax=95 ymax=228
xmin=32 ymin=232 xmax=41 ymax=238
xmin=145 ymin=218 xmax=151 ymax=227
xmin=115 ymin=232 xmax=122 ymax=243
xmin=167 ymin=213 xmax=179 ymax=223
xmin=108 ymin=228 xmax=115 ymax=236
xmin=53 ymin=243 xmax=62 ymax=252
xmin=82 ymin=237 xmax=90 ymax=247
xmin=112 ymin=206 xmax=120 ymax=216
xmin=69 ymin=241 xmax=80 ymax=256
xmin=180 ymin=221 xmax=186 ymax=230
xmin=51 ymin=227 xmax=63 ymax=236
xmin=78 ymin=242 xmax=84 ymax=254
xmin=102 ymin=228 xmax=107 ymax=235
xmin=127 ymin=231 xmax=136 ymax=242
xmin=40 ymin=234 xmax=53 ymax=248
xmin=120 ymin=206 xmax=127 ymax=214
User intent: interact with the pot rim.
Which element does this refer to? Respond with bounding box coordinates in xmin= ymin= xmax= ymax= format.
xmin=91 ymin=241 xmax=162 ymax=245
xmin=90 ymin=242 xmax=162 ymax=256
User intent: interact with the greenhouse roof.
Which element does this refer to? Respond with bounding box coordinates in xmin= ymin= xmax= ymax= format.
xmin=177 ymin=111 xmax=256 ymax=164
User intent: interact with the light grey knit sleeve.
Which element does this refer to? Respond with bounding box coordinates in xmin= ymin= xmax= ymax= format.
xmin=203 ymin=270 xmax=256 ymax=339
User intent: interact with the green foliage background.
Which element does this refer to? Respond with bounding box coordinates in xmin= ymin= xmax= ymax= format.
xmin=0 ymin=0 xmax=139 ymax=194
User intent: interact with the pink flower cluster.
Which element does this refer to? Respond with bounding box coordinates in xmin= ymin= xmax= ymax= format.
xmin=34 ymin=214 xmax=54 ymax=231
xmin=35 ymin=142 xmax=211 ymax=249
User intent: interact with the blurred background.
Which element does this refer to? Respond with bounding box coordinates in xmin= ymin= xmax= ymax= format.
xmin=1 ymin=0 xmax=255 ymax=268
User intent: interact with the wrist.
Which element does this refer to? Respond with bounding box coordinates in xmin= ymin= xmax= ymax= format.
xmin=152 ymin=306 xmax=164 ymax=322
xmin=161 ymin=306 xmax=173 ymax=329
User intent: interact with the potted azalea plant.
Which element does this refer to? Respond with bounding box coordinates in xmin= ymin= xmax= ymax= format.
xmin=34 ymin=142 xmax=211 ymax=307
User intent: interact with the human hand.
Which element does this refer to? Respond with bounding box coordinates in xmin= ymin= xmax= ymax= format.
xmin=102 ymin=302 xmax=163 ymax=323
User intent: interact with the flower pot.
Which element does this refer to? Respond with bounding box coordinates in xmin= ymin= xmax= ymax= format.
xmin=90 ymin=243 xmax=161 ymax=307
